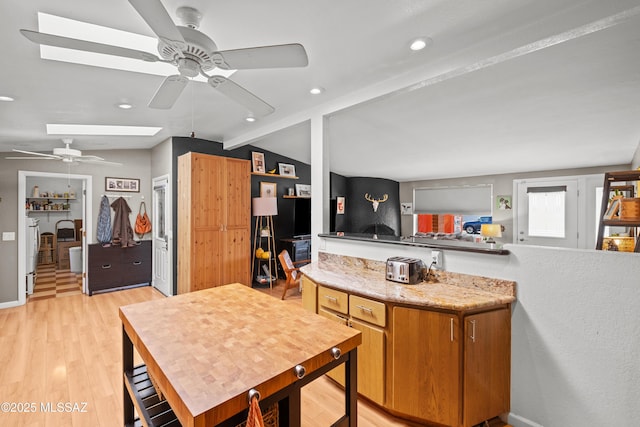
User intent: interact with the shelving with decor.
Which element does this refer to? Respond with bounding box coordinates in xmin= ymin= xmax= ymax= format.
xmin=26 ymin=197 xmax=76 ymax=213
xmin=251 ymin=172 xmax=299 ymax=179
xmin=596 ymin=170 xmax=640 ymax=252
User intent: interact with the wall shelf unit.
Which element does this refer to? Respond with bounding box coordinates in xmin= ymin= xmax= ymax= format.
xmin=283 ymin=195 xmax=311 ymax=199
xmin=596 ymin=170 xmax=640 ymax=252
xmin=251 ymin=172 xmax=299 ymax=179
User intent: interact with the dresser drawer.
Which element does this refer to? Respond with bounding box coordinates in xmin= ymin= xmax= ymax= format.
xmin=349 ymin=295 xmax=386 ymax=327
xmin=124 ymin=259 xmax=152 ymax=285
xmin=318 ymin=286 xmax=349 ymax=315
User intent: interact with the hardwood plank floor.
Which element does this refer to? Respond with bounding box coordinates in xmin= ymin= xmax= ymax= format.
xmin=0 ymin=282 xmax=508 ymax=427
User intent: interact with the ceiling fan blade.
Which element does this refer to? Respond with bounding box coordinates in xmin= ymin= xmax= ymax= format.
xmin=208 ymin=76 xmax=274 ymax=117
xmin=20 ymin=30 xmax=160 ymax=62
xmin=128 ymin=0 xmax=186 ymax=54
xmin=213 ymin=43 xmax=309 ymax=70
xmin=12 ymin=149 xmax=61 ymax=159
xmin=5 ymin=156 xmax=55 ymax=160
xmin=148 ymin=75 xmax=189 ymax=109
xmin=76 ymin=159 xmax=123 ymax=166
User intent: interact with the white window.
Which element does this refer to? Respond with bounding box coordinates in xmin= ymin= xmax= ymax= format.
xmin=527 ymin=186 xmax=566 ymax=238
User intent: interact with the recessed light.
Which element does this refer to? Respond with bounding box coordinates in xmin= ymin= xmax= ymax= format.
xmin=310 ymin=87 xmax=324 ymax=95
xmin=117 ymin=103 xmax=133 ymax=109
xmin=409 ymin=37 xmax=432 ymax=51
xmin=47 ymin=124 xmax=161 ymax=136
xmin=0 ymin=95 xmax=15 ymax=102
xmin=245 ymin=116 xmax=256 ymax=123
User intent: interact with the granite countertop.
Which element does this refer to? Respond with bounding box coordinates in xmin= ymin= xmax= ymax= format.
xmin=300 ymin=253 xmax=516 ymax=311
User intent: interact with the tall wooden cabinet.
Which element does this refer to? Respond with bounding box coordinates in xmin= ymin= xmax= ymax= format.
xmin=178 ymin=152 xmax=251 ymax=294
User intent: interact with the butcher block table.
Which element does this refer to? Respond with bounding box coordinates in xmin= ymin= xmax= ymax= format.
xmin=119 ymin=283 xmax=362 ymax=427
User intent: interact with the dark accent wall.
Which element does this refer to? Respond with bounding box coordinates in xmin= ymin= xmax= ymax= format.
xmin=170 ymin=137 xmax=311 ymax=293
xmin=330 ymin=174 xmax=400 ymax=236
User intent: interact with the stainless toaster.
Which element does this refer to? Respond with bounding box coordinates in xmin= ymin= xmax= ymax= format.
xmin=386 ymin=257 xmax=425 ymax=284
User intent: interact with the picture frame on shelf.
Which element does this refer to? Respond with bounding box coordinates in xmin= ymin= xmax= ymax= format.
xmin=604 ymin=197 xmax=621 ymax=220
xmin=105 ymin=177 xmax=140 ymax=193
xmin=252 ymin=151 xmax=266 ymax=173
xmin=278 ymin=163 xmax=296 ymax=177
xmin=260 ymin=182 xmax=277 ymax=198
xmin=295 ymin=184 xmax=311 ymax=198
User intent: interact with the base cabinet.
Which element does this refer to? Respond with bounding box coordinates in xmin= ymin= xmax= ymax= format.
xmin=392 ymin=308 xmax=460 ymax=426
xmin=88 ymin=241 xmax=151 ymax=295
xmin=303 ymin=276 xmax=510 ymax=427
xmin=316 ymin=285 xmax=386 ymax=406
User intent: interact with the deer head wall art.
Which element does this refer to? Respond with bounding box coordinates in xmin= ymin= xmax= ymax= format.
xmin=365 ymin=193 xmax=388 ymax=212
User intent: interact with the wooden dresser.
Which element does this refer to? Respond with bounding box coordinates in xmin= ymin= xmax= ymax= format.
xmin=88 ymin=240 xmax=151 ymax=295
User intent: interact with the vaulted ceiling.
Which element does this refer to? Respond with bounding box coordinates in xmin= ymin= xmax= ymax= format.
xmin=1 ymin=0 xmax=639 ymax=181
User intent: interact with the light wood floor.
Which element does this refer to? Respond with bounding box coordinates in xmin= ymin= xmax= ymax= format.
xmin=0 ymin=281 xmax=504 ymax=427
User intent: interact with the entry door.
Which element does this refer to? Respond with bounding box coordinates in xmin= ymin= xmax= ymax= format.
xmin=515 ymin=179 xmax=579 ymax=248
xmin=152 ymin=176 xmax=172 ymax=296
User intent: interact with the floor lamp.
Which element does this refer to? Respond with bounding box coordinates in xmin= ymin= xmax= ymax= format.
xmin=251 ymin=197 xmax=278 ymax=289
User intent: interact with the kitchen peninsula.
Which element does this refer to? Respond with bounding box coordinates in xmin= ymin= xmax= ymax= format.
xmin=300 ymin=252 xmax=516 ymax=427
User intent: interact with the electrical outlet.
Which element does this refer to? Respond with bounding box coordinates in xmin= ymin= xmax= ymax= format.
xmin=431 ymin=250 xmax=441 ymax=268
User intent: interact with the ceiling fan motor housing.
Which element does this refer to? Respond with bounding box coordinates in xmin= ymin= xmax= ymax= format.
xmin=158 ymin=26 xmax=218 ymax=73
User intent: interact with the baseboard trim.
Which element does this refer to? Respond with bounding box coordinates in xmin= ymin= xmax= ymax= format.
xmin=508 ymin=413 xmax=544 ymax=427
xmin=0 ymin=299 xmax=23 ymax=309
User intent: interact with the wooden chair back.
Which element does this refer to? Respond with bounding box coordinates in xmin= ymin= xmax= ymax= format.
xmin=278 ymin=250 xmax=301 ymax=300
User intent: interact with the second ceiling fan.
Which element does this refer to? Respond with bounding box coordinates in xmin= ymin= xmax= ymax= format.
xmin=20 ymin=0 xmax=309 ymax=117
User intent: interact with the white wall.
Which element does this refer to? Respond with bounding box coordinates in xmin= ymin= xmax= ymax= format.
xmin=319 ymin=237 xmax=640 ymax=426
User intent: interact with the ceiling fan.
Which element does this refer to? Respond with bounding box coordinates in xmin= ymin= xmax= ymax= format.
xmin=19 ymin=0 xmax=309 ymax=116
xmin=6 ymin=139 xmax=121 ymax=165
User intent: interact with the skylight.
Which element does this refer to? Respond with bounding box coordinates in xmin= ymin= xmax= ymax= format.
xmin=47 ymin=124 xmax=161 ymax=136
xmin=37 ymin=12 xmax=235 ymax=82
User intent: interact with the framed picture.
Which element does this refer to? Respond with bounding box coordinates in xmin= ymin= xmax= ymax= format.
xmin=401 ymin=202 xmax=413 ymax=215
xmin=604 ymin=197 xmax=621 ymax=220
xmin=105 ymin=177 xmax=140 ymax=193
xmin=260 ymin=182 xmax=277 ymax=198
xmin=496 ymin=195 xmax=512 ymax=210
xmin=337 ymin=196 xmax=345 ymax=214
xmin=295 ymin=184 xmax=311 ymax=198
xmin=278 ymin=163 xmax=296 ymax=177
xmin=252 ymin=151 xmax=266 ymax=173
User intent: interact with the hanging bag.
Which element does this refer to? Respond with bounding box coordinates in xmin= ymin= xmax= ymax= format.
xmin=135 ymin=201 xmax=152 ymax=237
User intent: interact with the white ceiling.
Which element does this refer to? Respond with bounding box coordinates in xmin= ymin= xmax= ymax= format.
xmin=1 ymin=0 xmax=639 ymax=181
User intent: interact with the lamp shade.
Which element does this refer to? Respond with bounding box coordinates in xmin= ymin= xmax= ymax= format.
xmin=252 ymin=197 xmax=278 ymax=216
xmin=480 ymin=223 xmax=502 ymax=238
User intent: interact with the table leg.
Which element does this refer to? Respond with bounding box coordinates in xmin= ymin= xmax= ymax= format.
xmin=345 ymin=348 xmax=358 ymax=427
xmin=122 ymin=326 xmax=135 ymax=425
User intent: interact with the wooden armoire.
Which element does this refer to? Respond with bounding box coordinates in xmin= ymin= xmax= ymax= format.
xmin=177 ymin=152 xmax=251 ymax=293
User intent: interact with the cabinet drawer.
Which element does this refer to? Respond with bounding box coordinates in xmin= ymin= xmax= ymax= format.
xmin=125 ymin=260 xmax=152 ymax=285
xmin=318 ymin=286 xmax=349 ymax=315
xmin=350 ymin=295 xmax=386 ymax=327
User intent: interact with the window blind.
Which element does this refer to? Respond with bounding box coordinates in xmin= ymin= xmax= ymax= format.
xmin=413 ymin=185 xmax=493 ymax=215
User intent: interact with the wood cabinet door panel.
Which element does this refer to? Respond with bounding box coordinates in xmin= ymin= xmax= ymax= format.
xmin=463 ymin=308 xmax=511 ymax=426
xmin=192 ymin=230 xmax=223 ymax=291
xmin=192 ymin=154 xmax=225 ymax=229
xmin=225 ymin=158 xmax=251 ymax=230
xmin=318 ymin=308 xmax=348 ymax=385
xmin=221 ymin=229 xmax=250 ymax=286
xmin=351 ymin=318 xmax=385 ymax=405
xmin=392 ymin=307 xmax=460 ymax=426
xmin=301 ymin=276 xmax=317 ymax=313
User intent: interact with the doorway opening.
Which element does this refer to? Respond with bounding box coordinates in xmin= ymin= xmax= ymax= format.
xmin=17 ymin=171 xmax=93 ymax=306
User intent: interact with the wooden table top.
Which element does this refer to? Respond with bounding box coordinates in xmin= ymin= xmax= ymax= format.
xmin=119 ymin=283 xmax=361 ymax=427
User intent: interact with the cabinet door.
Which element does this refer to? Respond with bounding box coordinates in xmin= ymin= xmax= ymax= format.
xmin=350 ymin=318 xmax=385 ymax=405
xmin=301 ymin=276 xmax=317 ymax=313
xmin=392 ymin=307 xmax=460 ymax=427
xmin=221 ymin=228 xmax=250 ymax=286
xmin=318 ymin=308 xmax=348 ymax=385
xmin=192 ymin=154 xmax=226 ymax=229
xmin=463 ymin=308 xmax=511 ymax=426
xmin=191 ymin=229 xmax=224 ymax=291
xmin=225 ymin=158 xmax=251 ymax=230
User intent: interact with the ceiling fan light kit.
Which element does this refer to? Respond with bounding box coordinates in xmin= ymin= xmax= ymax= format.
xmin=20 ymin=0 xmax=309 ymax=117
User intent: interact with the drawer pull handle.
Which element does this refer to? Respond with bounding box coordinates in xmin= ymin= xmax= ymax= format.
xmin=294 ymin=365 xmax=306 ymax=379
xmin=324 ymin=295 xmax=338 ymax=303
xmin=331 ymin=347 xmax=341 ymax=359
xmin=133 ymin=261 xmax=142 ymax=265
xmin=355 ymin=304 xmax=373 ymax=314
xmin=101 ymin=264 xmax=111 ymax=269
